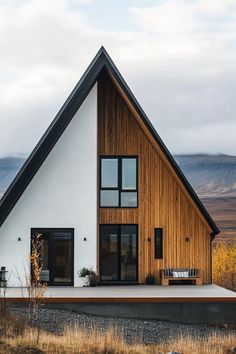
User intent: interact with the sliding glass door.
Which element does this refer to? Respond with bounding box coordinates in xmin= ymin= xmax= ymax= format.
xmin=100 ymin=225 xmax=119 ymax=281
xmin=100 ymin=225 xmax=138 ymax=282
xmin=120 ymin=225 xmax=138 ymax=281
xmin=31 ymin=228 xmax=74 ymax=286
xmin=53 ymin=231 xmax=73 ymax=284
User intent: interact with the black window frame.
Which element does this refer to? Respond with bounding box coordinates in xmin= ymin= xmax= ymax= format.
xmin=99 ymin=156 xmax=138 ymax=208
xmin=154 ymin=228 xmax=163 ymax=259
xmin=99 ymin=224 xmax=138 ymax=282
xmin=31 ymin=228 xmax=74 ymax=286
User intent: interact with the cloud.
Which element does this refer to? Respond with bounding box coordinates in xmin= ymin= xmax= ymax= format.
xmin=128 ymin=0 xmax=236 ymax=154
xmin=131 ymin=0 xmax=236 ymax=34
xmin=0 ymin=0 xmax=236 ymax=157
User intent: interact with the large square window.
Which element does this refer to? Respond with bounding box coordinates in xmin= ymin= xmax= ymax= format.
xmin=100 ymin=157 xmax=138 ymax=207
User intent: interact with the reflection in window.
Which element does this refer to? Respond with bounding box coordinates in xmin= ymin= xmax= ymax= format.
xmin=40 ymin=237 xmax=49 ymax=282
xmin=121 ymin=192 xmax=137 ymax=207
xmin=101 ymin=159 xmax=118 ymax=188
xmin=100 ymin=225 xmax=118 ymax=281
xmin=155 ymin=228 xmax=163 ymax=259
xmin=54 ymin=232 xmax=72 ymax=284
xmin=120 ymin=225 xmax=137 ymax=281
xmin=122 ymin=159 xmax=136 ymax=190
xmin=100 ymin=190 xmax=119 ymax=207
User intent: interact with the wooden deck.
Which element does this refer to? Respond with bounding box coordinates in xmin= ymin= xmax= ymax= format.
xmin=2 ymin=285 xmax=236 ymax=303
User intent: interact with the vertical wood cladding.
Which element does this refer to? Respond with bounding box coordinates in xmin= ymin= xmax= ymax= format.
xmin=98 ymin=71 xmax=211 ymax=284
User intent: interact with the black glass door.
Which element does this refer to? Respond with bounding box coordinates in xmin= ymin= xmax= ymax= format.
xmin=31 ymin=228 xmax=74 ymax=286
xmin=100 ymin=225 xmax=138 ymax=282
xmin=53 ymin=231 xmax=73 ymax=285
xmin=120 ymin=225 xmax=137 ymax=281
xmin=100 ymin=225 xmax=119 ymax=281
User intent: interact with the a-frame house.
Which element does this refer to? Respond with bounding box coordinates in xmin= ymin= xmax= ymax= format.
xmin=0 ymin=47 xmax=219 ymax=287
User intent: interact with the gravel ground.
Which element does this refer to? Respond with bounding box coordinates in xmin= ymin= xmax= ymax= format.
xmin=10 ymin=306 xmax=236 ymax=344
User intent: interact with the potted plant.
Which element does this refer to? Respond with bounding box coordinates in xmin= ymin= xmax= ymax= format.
xmin=78 ymin=267 xmax=91 ymax=287
xmin=88 ymin=271 xmax=99 ymax=287
xmin=146 ymin=273 xmax=154 ymax=285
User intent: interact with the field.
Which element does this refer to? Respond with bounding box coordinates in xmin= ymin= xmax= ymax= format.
xmin=201 ymin=197 xmax=236 ymax=243
xmin=0 ymin=313 xmax=236 ymax=354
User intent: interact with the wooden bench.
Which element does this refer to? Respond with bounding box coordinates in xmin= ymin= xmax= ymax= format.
xmin=161 ymin=268 xmax=202 ymax=286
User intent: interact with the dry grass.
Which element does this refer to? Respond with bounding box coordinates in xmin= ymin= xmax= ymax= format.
xmin=213 ymin=241 xmax=236 ymax=291
xmin=157 ymin=333 xmax=236 ymax=354
xmin=0 ymin=316 xmax=235 ymax=354
xmin=0 ymin=323 xmax=144 ymax=354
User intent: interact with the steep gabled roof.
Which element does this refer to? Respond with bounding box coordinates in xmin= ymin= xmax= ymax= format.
xmin=0 ymin=47 xmax=219 ymax=235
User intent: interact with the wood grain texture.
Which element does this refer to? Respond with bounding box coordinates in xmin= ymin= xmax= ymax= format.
xmin=98 ymin=71 xmax=212 ymax=284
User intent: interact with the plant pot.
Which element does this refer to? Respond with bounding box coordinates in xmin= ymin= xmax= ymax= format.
xmin=78 ymin=275 xmax=90 ymax=287
xmin=146 ymin=276 xmax=154 ymax=285
xmin=90 ymin=283 xmax=97 ymax=287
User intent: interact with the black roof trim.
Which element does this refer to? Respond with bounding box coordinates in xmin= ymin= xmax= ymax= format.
xmin=0 ymin=47 xmax=219 ymax=235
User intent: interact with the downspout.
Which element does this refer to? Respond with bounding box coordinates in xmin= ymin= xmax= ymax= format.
xmin=210 ymin=232 xmax=215 ymax=284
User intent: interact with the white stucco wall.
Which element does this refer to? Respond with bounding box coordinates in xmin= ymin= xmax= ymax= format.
xmin=0 ymin=84 xmax=98 ymax=287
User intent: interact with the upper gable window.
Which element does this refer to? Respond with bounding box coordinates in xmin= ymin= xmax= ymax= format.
xmin=100 ymin=157 xmax=137 ymax=208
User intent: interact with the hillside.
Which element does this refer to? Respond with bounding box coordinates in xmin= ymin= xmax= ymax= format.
xmin=175 ymin=154 xmax=236 ymax=242
xmin=175 ymin=154 xmax=236 ymax=198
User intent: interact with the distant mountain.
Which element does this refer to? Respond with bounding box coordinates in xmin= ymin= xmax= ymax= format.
xmin=0 ymin=157 xmax=25 ymax=198
xmin=175 ymin=154 xmax=236 ymax=198
xmin=174 ymin=154 xmax=236 ymax=241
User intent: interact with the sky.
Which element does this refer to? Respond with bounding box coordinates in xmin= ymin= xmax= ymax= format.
xmin=0 ymin=0 xmax=236 ymax=157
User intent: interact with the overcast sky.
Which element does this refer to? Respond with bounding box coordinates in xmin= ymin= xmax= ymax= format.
xmin=0 ymin=0 xmax=235 ymax=157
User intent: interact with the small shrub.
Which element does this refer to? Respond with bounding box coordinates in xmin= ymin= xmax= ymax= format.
xmin=78 ymin=267 xmax=92 ymax=277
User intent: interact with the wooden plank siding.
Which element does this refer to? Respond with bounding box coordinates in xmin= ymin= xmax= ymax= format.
xmin=98 ymin=71 xmax=212 ymax=284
